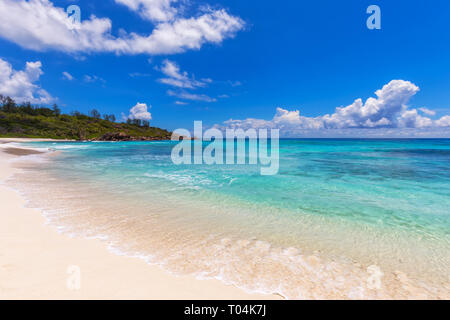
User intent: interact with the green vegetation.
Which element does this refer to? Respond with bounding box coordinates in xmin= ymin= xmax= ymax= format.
xmin=0 ymin=95 xmax=172 ymax=140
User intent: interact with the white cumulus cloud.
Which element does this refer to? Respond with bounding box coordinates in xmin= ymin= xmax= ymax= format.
xmin=436 ymin=115 xmax=450 ymax=127
xmin=157 ymin=59 xmax=220 ymax=103
xmin=218 ymin=80 xmax=450 ymax=137
xmin=0 ymin=58 xmax=54 ymax=104
xmin=127 ymin=102 xmax=152 ymax=121
xmin=115 ymin=0 xmax=177 ymax=23
xmin=0 ymin=0 xmax=244 ymax=56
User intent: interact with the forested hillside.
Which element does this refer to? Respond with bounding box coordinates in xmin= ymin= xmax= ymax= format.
xmin=0 ymin=95 xmax=172 ymax=140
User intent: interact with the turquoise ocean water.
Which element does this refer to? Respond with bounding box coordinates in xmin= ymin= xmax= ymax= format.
xmin=11 ymin=139 xmax=450 ymax=299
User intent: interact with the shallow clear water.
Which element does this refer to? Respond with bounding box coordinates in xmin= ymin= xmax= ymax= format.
xmin=11 ymin=139 xmax=450 ymax=299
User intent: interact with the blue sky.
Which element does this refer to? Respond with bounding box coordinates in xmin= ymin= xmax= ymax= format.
xmin=1 ymin=0 xmax=450 ymax=136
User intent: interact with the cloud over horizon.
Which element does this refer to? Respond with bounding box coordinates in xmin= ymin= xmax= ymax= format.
xmin=126 ymin=102 xmax=152 ymax=121
xmin=218 ymin=80 xmax=450 ymax=137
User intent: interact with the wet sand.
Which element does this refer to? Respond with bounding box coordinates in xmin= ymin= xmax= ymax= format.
xmin=0 ymin=139 xmax=280 ymax=300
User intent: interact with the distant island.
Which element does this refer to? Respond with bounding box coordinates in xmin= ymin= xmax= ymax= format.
xmin=0 ymin=95 xmax=172 ymax=141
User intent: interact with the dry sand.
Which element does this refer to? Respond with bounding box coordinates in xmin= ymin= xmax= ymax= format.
xmin=0 ymin=138 xmax=280 ymax=300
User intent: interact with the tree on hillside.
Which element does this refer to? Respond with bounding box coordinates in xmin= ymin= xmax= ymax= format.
xmin=52 ymin=104 xmax=61 ymax=116
xmin=1 ymin=96 xmax=17 ymax=113
xmin=21 ymin=102 xmax=34 ymax=115
xmin=89 ymin=109 xmax=101 ymax=119
xmin=103 ymin=114 xmax=116 ymax=122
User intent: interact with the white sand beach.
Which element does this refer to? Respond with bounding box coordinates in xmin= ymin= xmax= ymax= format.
xmin=0 ymin=138 xmax=280 ymax=300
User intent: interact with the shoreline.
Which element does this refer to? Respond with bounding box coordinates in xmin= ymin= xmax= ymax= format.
xmin=0 ymin=138 xmax=280 ymax=300
xmin=2 ymin=138 xmax=448 ymax=300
